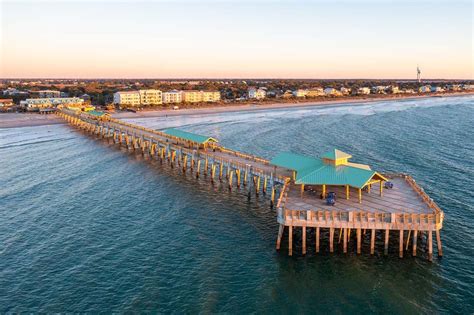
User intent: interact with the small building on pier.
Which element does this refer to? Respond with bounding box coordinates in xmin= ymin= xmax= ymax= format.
xmin=163 ymin=128 xmax=218 ymax=150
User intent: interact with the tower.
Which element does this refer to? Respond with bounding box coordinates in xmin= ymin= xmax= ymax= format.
xmin=417 ymin=65 xmax=421 ymax=83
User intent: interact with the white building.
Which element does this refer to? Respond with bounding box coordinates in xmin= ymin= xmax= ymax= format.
xmin=139 ymin=89 xmax=162 ymax=105
xmin=248 ymin=88 xmax=266 ymax=100
xmin=37 ymin=90 xmax=61 ymax=98
xmin=419 ymin=85 xmax=431 ymax=93
xmin=372 ymin=86 xmax=387 ymax=94
xmin=357 ymin=87 xmax=371 ymax=95
xmin=20 ymin=97 xmax=84 ymax=111
xmin=431 ymin=86 xmax=444 ymax=92
xmin=113 ymin=91 xmax=141 ymax=106
xmin=306 ymin=88 xmax=325 ymax=97
xmin=182 ymin=90 xmax=221 ymax=103
xmin=340 ymin=87 xmax=351 ymax=95
xmin=162 ymin=90 xmax=183 ymax=104
xmin=388 ymin=86 xmax=400 ymax=94
xmin=324 ymin=88 xmax=342 ymax=96
xmin=293 ymin=89 xmax=309 ymax=97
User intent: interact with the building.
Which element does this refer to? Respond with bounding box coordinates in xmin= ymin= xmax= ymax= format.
xmin=372 ymin=86 xmax=387 ymax=94
xmin=2 ymin=88 xmax=28 ymax=97
xmin=248 ymin=88 xmax=266 ymax=100
xmin=182 ymin=91 xmax=221 ymax=103
xmin=419 ymin=85 xmax=431 ymax=93
xmin=162 ymin=90 xmax=183 ymax=104
xmin=340 ymin=87 xmax=351 ymax=95
xmin=139 ymin=89 xmax=162 ymax=105
xmin=113 ymin=91 xmax=141 ymax=106
xmin=20 ymin=97 xmax=84 ymax=111
xmin=357 ymin=87 xmax=371 ymax=95
xmin=431 ymin=86 xmax=444 ymax=93
xmin=324 ymin=88 xmax=342 ymax=96
xmin=37 ymin=90 xmax=61 ymax=98
xmin=306 ymin=88 xmax=325 ymax=97
xmin=293 ymin=89 xmax=309 ymax=97
xmin=387 ymin=86 xmax=400 ymax=94
xmin=201 ymin=91 xmax=221 ymax=103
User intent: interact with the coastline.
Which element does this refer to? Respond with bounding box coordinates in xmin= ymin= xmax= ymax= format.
xmin=111 ymin=91 xmax=473 ymax=119
xmin=1 ymin=92 xmax=472 ymax=128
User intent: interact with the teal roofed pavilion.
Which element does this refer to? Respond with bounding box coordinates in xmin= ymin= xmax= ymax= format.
xmin=163 ymin=128 xmax=218 ymax=149
xmin=271 ymin=149 xmax=387 ymax=202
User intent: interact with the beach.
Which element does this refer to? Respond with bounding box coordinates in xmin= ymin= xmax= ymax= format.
xmin=1 ymin=92 xmax=472 ymax=128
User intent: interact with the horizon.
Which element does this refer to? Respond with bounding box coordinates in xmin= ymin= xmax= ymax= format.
xmin=1 ymin=0 xmax=473 ymax=79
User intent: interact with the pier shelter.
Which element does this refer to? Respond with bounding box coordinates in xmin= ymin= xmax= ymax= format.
xmin=163 ymin=128 xmax=218 ymax=150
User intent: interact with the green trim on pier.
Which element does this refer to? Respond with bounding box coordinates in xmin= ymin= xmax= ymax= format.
xmin=163 ymin=128 xmax=218 ymax=144
xmin=87 ymin=110 xmax=106 ymax=117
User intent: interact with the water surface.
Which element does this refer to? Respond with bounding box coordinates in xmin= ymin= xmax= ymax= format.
xmin=1 ymin=96 xmax=473 ymax=312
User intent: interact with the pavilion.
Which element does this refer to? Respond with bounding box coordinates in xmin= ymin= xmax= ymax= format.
xmin=163 ymin=128 xmax=218 ymax=150
xmin=271 ymin=149 xmax=388 ymax=203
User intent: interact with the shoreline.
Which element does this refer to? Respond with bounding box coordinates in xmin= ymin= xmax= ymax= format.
xmin=111 ymin=91 xmax=473 ymax=119
xmin=0 ymin=92 xmax=472 ymax=128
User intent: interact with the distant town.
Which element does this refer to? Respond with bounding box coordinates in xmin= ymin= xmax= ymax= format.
xmin=0 ymin=78 xmax=472 ymax=113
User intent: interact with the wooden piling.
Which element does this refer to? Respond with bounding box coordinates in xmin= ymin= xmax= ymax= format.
xmin=399 ymin=230 xmax=404 ymax=258
xmin=343 ymin=228 xmax=347 ymax=253
xmin=370 ymin=229 xmax=375 ymax=255
xmin=436 ymin=230 xmax=443 ymax=257
xmin=276 ymin=224 xmax=284 ymax=250
xmin=302 ymin=227 xmax=306 ymax=255
xmin=288 ymin=225 xmax=293 ymax=256
xmin=356 ymin=228 xmax=361 ymax=254
xmin=428 ymin=230 xmax=433 ymax=261
xmin=384 ymin=229 xmax=389 ymax=255
xmin=315 ymin=227 xmax=320 ymax=253
xmin=413 ymin=230 xmax=418 ymax=256
xmin=330 ymin=227 xmax=334 ymax=253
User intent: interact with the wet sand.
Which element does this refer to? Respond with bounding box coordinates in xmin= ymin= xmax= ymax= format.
xmin=0 ymin=113 xmax=63 ymax=128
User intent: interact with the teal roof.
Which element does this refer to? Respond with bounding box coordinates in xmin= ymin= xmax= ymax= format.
xmin=163 ymin=128 xmax=218 ymax=144
xmin=88 ymin=110 xmax=106 ymax=117
xmin=296 ymin=164 xmax=378 ymax=188
xmin=270 ymin=152 xmax=322 ymax=171
xmin=271 ymin=150 xmax=386 ymax=189
xmin=321 ymin=149 xmax=352 ymax=160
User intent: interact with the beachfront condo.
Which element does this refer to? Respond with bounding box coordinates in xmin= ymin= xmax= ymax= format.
xmin=182 ymin=90 xmax=221 ymax=103
xmin=162 ymin=90 xmax=183 ymax=104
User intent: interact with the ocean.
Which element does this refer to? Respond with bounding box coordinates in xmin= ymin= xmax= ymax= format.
xmin=1 ymin=95 xmax=473 ymax=313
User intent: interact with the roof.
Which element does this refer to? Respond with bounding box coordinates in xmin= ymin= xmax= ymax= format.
xmin=88 ymin=110 xmax=106 ymax=117
xmin=163 ymin=128 xmax=218 ymax=144
xmin=271 ymin=149 xmax=387 ymax=189
xmin=270 ymin=152 xmax=322 ymax=171
xmin=321 ymin=149 xmax=352 ymax=160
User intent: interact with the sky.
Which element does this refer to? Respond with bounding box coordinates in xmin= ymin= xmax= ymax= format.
xmin=0 ymin=0 xmax=472 ymax=79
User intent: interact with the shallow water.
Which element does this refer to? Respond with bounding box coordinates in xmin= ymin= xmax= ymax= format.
xmin=1 ymin=96 xmax=473 ymax=312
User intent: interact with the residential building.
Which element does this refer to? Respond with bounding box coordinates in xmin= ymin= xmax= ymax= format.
xmin=293 ymin=89 xmax=309 ymax=97
xmin=182 ymin=91 xmax=221 ymax=103
xmin=139 ymin=89 xmax=162 ymax=105
xmin=324 ymin=88 xmax=342 ymax=96
xmin=0 ymin=99 xmax=14 ymax=107
xmin=340 ymin=87 xmax=351 ymax=95
xmin=357 ymin=87 xmax=371 ymax=95
xmin=248 ymin=88 xmax=266 ymax=100
xmin=387 ymin=86 xmax=400 ymax=94
xmin=37 ymin=90 xmax=61 ymax=98
xmin=431 ymin=86 xmax=444 ymax=92
xmin=372 ymin=86 xmax=387 ymax=94
xmin=281 ymin=90 xmax=294 ymax=98
xmin=2 ymin=88 xmax=28 ymax=96
xmin=306 ymin=88 xmax=325 ymax=97
xmin=20 ymin=97 xmax=84 ymax=111
xmin=419 ymin=85 xmax=431 ymax=93
xmin=113 ymin=91 xmax=141 ymax=106
xmin=162 ymin=90 xmax=183 ymax=103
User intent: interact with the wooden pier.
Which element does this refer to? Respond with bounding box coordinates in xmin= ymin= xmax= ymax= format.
xmin=57 ymin=109 xmax=444 ymax=261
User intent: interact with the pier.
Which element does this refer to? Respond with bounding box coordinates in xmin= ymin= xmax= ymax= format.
xmin=57 ymin=109 xmax=444 ymax=261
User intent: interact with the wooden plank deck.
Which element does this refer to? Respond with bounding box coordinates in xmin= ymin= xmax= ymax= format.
xmin=285 ymin=177 xmax=432 ymax=215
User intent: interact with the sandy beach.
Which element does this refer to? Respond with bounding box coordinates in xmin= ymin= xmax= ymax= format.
xmin=1 ymin=92 xmax=472 ymax=128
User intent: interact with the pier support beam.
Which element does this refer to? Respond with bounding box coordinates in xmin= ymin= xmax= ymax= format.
xmin=329 ymin=227 xmax=334 ymax=253
xmin=399 ymin=230 xmax=404 ymax=258
xmin=370 ymin=229 xmax=375 ymax=255
xmin=288 ymin=226 xmax=293 ymax=256
xmin=343 ymin=228 xmax=347 ymax=253
xmin=315 ymin=227 xmax=320 ymax=253
xmin=357 ymin=228 xmax=361 ymax=254
xmin=436 ymin=230 xmax=443 ymax=257
xmin=413 ymin=230 xmax=418 ymax=256
xmin=276 ymin=224 xmax=284 ymax=250
xmin=428 ymin=230 xmax=433 ymax=261
xmin=346 ymin=185 xmax=349 ymax=200
xmin=384 ymin=229 xmax=389 ymax=255
xmin=302 ymin=227 xmax=306 ymax=255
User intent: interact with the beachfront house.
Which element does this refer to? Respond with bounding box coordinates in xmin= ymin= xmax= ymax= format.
xmin=293 ymin=89 xmax=309 ymax=97
xmin=20 ymin=97 xmax=84 ymax=111
xmin=431 ymin=86 xmax=444 ymax=93
xmin=248 ymin=87 xmax=266 ymax=100
xmin=324 ymin=88 xmax=342 ymax=96
xmin=306 ymin=88 xmax=325 ymax=97
xmin=340 ymin=87 xmax=351 ymax=95
xmin=357 ymin=87 xmax=371 ymax=95
xmin=387 ymin=86 xmax=400 ymax=94
xmin=419 ymin=85 xmax=431 ymax=93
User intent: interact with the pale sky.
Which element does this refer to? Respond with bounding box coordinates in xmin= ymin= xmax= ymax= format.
xmin=0 ymin=0 xmax=472 ymax=79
